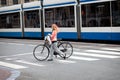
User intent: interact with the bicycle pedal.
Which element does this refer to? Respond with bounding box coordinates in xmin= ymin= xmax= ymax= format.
xmin=63 ymin=57 xmax=66 ymax=60
xmin=55 ymin=55 xmax=57 ymax=58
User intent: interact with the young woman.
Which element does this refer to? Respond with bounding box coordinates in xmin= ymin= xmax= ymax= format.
xmin=47 ymin=24 xmax=65 ymax=61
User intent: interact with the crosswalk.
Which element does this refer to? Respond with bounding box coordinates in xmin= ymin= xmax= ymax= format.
xmin=0 ymin=47 xmax=120 ymax=69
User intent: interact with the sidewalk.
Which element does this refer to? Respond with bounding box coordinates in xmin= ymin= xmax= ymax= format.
xmin=0 ymin=66 xmax=20 ymax=80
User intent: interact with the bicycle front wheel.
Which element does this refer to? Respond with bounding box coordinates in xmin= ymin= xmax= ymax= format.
xmin=33 ymin=44 xmax=49 ymax=61
xmin=58 ymin=42 xmax=73 ymax=58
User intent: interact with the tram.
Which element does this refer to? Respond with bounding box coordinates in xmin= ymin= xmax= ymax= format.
xmin=80 ymin=0 xmax=120 ymax=41
xmin=0 ymin=0 xmax=120 ymax=41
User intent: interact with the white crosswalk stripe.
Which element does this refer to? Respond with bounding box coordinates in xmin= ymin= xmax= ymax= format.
xmin=15 ymin=60 xmax=45 ymax=67
xmin=7 ymin=43 xmax=25 ymax=45
xmin=0 ymin=53 xmax=32 ymax=58
xmin=73 ymin=52 xmax=120 ymax=58
xmin=101 ymin=48 xmax=120 ymax=51
xmin=0 ymin=61 xmax=28 ymax=69
xmin=70 ymin=56 xmax=100 ymax=61
xmin=86 ymin=50 xmax=120 ymax=55
xmin=57 ymin=59 xmax=76 ymax=63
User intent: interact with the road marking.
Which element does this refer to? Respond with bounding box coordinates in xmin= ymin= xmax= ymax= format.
xmin=0 ymin=53 xmax=32 ymax=58
xmin=5 ymin=58 xmax=17 ymax=60
xmin=70 ymin=56 xmax=99 ymax=61
xmin=73 ymin=48 xmax=81 ymax=50
xmin=7 ymin=43 xmax=25 ymax=45
xmin=74 ymin=52 xmax=120 ymax=58
xmin=15 ymin=60 xmax=45 ymax=67
xmin=0 ymin=42 xmax=36 ymax=46
xmin=0 ymin=56 xmax=7 ymax=58
xmin=10 ymin=53 xmax=32 ymax=57
xmin=0 ymin=42 xmax=6 ymax=44
xmin=0 ymin=61 xmax=27 ymax=69
xmin=86 ymin=50 xmax=120 ymax=55
xmin=101 ymin=48 xmax=120 ymax=52
xmin=28 ymin=44 xmax=36 ymax=47
xmin=57 ymin=60 xmax=76 ymax=63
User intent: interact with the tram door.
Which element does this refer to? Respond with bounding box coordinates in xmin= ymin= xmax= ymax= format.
xmin=23 ymin=10 xmax=41 ymax=38
xmin=95 ymin=2 xmax=112 ymax=40
xmin=111 ymin=1 xmax=120 ymax=41
xmin=21 ymin=1 xmax=42 ymax=38
xmin=80 ymin=2 xmax=112 ymax=40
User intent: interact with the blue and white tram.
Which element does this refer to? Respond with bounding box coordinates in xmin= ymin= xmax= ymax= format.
xmin=0 ymin=4 xmax=21 ymax=37
xmin=43 ymin=0 xmax=78 ymax=39
xmin=0 ymin=0 xmax=120 ymax=41
xmin=80 ymin=0 xmax=120 ymax=41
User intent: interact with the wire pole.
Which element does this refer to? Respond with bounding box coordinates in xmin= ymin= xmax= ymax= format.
xmin=40 ymin=0 xmax=44 ymax=39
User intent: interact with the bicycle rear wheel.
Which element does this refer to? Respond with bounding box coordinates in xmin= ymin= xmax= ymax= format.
xmin=58 ymin=42 xmax=73 ymax=58
xmin=33 ymin=44 xmax=49 ymax=61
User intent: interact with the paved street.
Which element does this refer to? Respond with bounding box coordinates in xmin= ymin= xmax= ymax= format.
xmin=0 ymin=38 xmax=120 ymax=80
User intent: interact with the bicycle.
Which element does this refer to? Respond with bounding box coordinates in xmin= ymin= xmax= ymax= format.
xmin=33 ymin=36 xmax=73 ymax=61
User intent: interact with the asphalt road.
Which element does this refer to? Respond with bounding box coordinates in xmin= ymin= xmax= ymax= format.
xmin=0 ymin=38 xmax=120 ymax=80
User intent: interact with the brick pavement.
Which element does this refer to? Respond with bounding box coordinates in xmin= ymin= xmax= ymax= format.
xmin=0 ymin=66 xmax=20 ymax=80
xmin=0 ymin=67 xmax=11 ymax=80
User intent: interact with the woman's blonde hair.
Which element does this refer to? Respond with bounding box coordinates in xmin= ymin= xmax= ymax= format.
xmin=52 ymin=24 xmax=59 ymax=32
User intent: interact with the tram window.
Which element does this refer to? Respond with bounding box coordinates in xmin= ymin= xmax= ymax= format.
xmin=24 ymin=0 xmax=30 ymax=3
xmin=1 ymin=0 xmax=7 ymax=6
xmin=112 ymin=1 xmax=120 ymax=26
xmin=24 ymin=10 xmax=40 ymax=28
xmin=13 ymin=0 xmax=18 ymax=4
xmin=81 ymin=2 xmax=110 ymax=27
xmin=0 ymin=13 xmax=20 ymax=29
xmin=45 ymin=6 xmax=75 ymax=28
xmin=0 ymin=16 xmax=6 ymax=28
